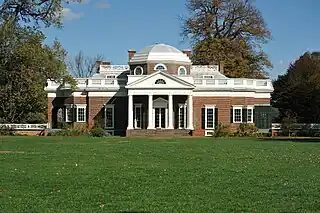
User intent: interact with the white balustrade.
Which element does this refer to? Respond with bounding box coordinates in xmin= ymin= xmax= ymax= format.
xmin=0 ymin=124 xmax=48 ymax=130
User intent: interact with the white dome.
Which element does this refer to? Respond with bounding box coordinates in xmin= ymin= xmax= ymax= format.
xmin=129 ymin=43 xmax=191 ymax=64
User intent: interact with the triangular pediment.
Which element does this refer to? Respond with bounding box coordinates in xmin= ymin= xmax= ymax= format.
xmin=126 ymin=71 xmax=195 ymax=89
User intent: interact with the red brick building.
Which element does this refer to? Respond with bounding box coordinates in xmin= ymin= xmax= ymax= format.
xmin=45 ymin=43 xmax=274 ymax=136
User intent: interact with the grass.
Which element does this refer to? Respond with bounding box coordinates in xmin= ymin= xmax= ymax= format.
xmin=1 ymin=136 xmax=320 ymax=213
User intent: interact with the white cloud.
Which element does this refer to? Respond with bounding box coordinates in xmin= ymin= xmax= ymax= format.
xmin=62 ymin=8 xmax=83 ymax=21
xmin=95 ymin=1 xmax=110 ymax=9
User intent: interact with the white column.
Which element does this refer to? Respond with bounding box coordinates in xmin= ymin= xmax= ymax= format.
xmin=168 ymin=94 xmax=174 ymax=129
xmin=147 ymin=94 xmax=154 ymax=129
xmin=127 ymin=94 xmax=134 ymax=129
xmin=187 ymin=95 xmax=194 ymax=130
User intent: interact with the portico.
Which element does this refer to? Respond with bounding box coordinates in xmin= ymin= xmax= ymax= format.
xmin=125 ymin=71 xmax=195 ymax=130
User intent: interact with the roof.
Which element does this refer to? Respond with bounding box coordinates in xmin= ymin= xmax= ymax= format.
xmin=129 ymin=43 xmax=192 ymax=64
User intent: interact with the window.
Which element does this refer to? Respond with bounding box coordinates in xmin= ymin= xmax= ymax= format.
xmin=178 ymin=66 xmax=186 ymax=75
xmin=247 ymin=106 xmax=254 ymax=123
xmin=205 ymin=105 xmax=215 ymax=129
xmin=105 ymin=105 xmax=114 ymax=129
xmin=178 ymin=104 xmax=187 ymax=129
xmin=154 ymin=64 xmax=167 ymax=71
xmin=134 ymin=66 xmax=143 ymax=75
xmin=65 ymin=105 xmax=73 ymax=122
xmin=203 ymin=75 xmax=214 ymax=79
xmin=134 ymin=104 xmax=142 ymax=129
xmin=155 ymin=79 xmax=166 ymax=84
xmin=106 ymin=75 xmax=116 ymax=79
xmin=233 ymin=106 xmax=242 ymax=123
xmin=76 ymin=104 xmax=86 ymax=122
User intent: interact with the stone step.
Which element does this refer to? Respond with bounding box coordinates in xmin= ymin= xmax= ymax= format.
xmin=127 ymin=129 xmax=192 ymax=137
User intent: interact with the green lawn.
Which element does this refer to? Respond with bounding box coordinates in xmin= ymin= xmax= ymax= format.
xmin=1 ymin=136 xmax=320 ymax=213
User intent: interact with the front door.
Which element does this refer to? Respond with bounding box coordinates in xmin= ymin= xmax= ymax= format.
xmin=155 ymin=107 xmax=166 ymax=128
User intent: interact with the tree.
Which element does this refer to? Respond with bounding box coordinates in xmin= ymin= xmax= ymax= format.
xmin=68 ymin=51 xmax=104 ymax=78
xmin=181 ymin=0 xmax=272 ymax=78
xmin=0 ymin=0 xmax=83 ymax=28
xmin=271 ymin=52 xmax=320 ymax=123
xmin=0 ymin=23 xmax=73 ymax=123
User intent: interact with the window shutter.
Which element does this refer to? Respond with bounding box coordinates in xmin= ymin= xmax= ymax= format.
xmin=242 ymin=108 xmax=247 ymax=123
xmin=215 ymin=108 xmax=219 ymax=129
xmin=230 ymin=108 xmax=233 ymax=123
xmin=253 ymin=109 xmax=256 ymax=123
xmin=201 ymin=108 xmax=205 ymax=129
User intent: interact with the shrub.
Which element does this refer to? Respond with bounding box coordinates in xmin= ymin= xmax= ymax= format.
xmin=90 ymin=127 xmax=105 ymax=137
xmin=48 ymin=125 xmax=90 ymax=136
xmin=214 ymin=123 xmax=231 ymax=137
xmin=0 ymin=126 xmax=15 ymax=136
xmin=236 ymin=123 xmax=259 ymax=137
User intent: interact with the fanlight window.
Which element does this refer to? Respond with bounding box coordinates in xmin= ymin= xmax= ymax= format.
xmin=154 ymin=64 xmax=167 ymax=71
xmin=178 ymin=66 xmax=186 ymax=75
xmin=134 ymin=66 xmax=143 ymax=75
xmin=155 ymin=79 xmax=166 ymax=84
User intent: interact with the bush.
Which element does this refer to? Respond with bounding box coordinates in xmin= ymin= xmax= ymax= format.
xmin=236 ymin=123 xmax=259 ymax=137
xmin=0 ymin=126 xmax=15 ymax=136
xmin=214 ymin=123 xmax=231 ymax=137
xmin=90 ymin=127 xmax=105 ymax=137
xmin=48 ymin=125 xmax=90 ymax=136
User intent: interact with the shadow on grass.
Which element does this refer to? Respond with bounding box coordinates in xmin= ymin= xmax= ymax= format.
xmin=258 ymin=137 xmax=320 ymax=143
xmin=117 ymin=212 xmax=150 ymax=213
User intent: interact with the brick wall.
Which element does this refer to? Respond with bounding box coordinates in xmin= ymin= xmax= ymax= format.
xmin=193 ymin=97 xmax=270 ymax=136
xmin=147 ymin=63 xmax=191 ymax=75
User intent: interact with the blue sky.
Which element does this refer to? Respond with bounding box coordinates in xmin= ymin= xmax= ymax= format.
xmin=43 ymin=0 xmax=320 ymax=79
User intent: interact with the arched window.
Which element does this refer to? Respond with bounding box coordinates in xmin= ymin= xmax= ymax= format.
xmin=134 ymin=66 xmax=143 ymax=75
xmin=155 ymin=79 xmax=166 ymax=84
xmin=178 ymin=66 xmax=187 ymax=75
xmin=154 ymin=64 xmax=167 ymax=71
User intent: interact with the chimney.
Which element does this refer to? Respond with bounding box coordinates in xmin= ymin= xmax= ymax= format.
xmin=95 ymin=60 xmax=102 ymax=73
xmin=128 ymin=49 xmax=136 ymax=61
xmin=101 ymin=61 xmax=111 ymax=65
xmin=182 ymin=49 xmax=191 ymax=57
xmin=219 ymin=61 xmax=224 ymax=74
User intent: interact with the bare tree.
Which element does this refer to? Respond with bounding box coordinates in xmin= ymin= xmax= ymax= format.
xmin=68 ymin=51 xmax=104 ymax=78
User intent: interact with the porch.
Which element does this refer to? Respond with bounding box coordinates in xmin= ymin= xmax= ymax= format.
xmin=126 ymin=95 xmax=194 ymax=131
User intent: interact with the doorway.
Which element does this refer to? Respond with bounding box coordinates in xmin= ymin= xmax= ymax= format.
xmin=155 ymin=107 xmax=166 ymax=128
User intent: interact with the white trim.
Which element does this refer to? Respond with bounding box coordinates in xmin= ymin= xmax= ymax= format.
xmin=65 ymin=105 xmax=73 ymax=122
xmin=193 ymin=91 xmax=271 ymax=98
xmin=203 ymin=75 xmax=214 ymax=79
xmin=134 ymin=66 xmax=144 ymax=75
xmin=233 ymin=106 xmax=243 ymax=123
xmin=134 ymin=103 xmax=142 ymax=129
xmin=105 ymin=104 xmax=115 ymax=129
xmin=178 ymin=103 xmax=187 ymax=129
xmin=48 ymin=93 xmax=56 ymax=98
xmin=88 ymin=91 xmax=127 ymax=97
xmin=76 ymin=105 xmax=86 ymax=123
xmin=247 ymin=106 xmax=254 ymax=123
xmin=205 ymin=130 xmax=214 ymax=137
xmin=205 ymin=105 xmax=215 ymax=130
xmin=178 ymin=66 xmax=187 ymax=75
xmin=72 ymin=92 xmax=86 ymax=97
xmin=154 ymin=63 xmax=167 ymax=71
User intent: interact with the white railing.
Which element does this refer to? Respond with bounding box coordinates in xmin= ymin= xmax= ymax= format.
xmin=0 ymin=124 xmax=48 ymax=130
xmin=194 ymin=78 xmax=271 ymax=88
xmin=191 ymin=65 xmax=219 ymax=72
xmin=46 ymin=78 xmax=127 ymax=89
xmin=99 ymin=65 xmax=130 ymax=72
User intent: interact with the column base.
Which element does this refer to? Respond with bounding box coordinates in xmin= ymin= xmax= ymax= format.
xmin=187 ymin=126 xmax=194 ymax=130
xmin=127 ymin=126 xmax=134 ymax=130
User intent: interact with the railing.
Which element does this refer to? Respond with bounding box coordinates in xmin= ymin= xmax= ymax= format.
xmin=194 ymin=78 xmax=271 ymax=87
xmin=47 ymin=78 xmax=127 ymax=88
xmin=99 ymin=65 xmax=130 ymax=72
xmin=0 ymin=124 xmax=49 ymax=130
xmin=191 ymin=65 xmax=219 ymax=72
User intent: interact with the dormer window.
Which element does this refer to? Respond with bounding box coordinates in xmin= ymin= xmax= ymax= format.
xmin=134 ymin=66 xmax=143 ymax=75
xmin=155 ymin=79 xmax=166 ymax=84
xmin=154 ymin=64 xmax=167 ymax=71
xmin=178 ymin=66 xmax=187 ymax=75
